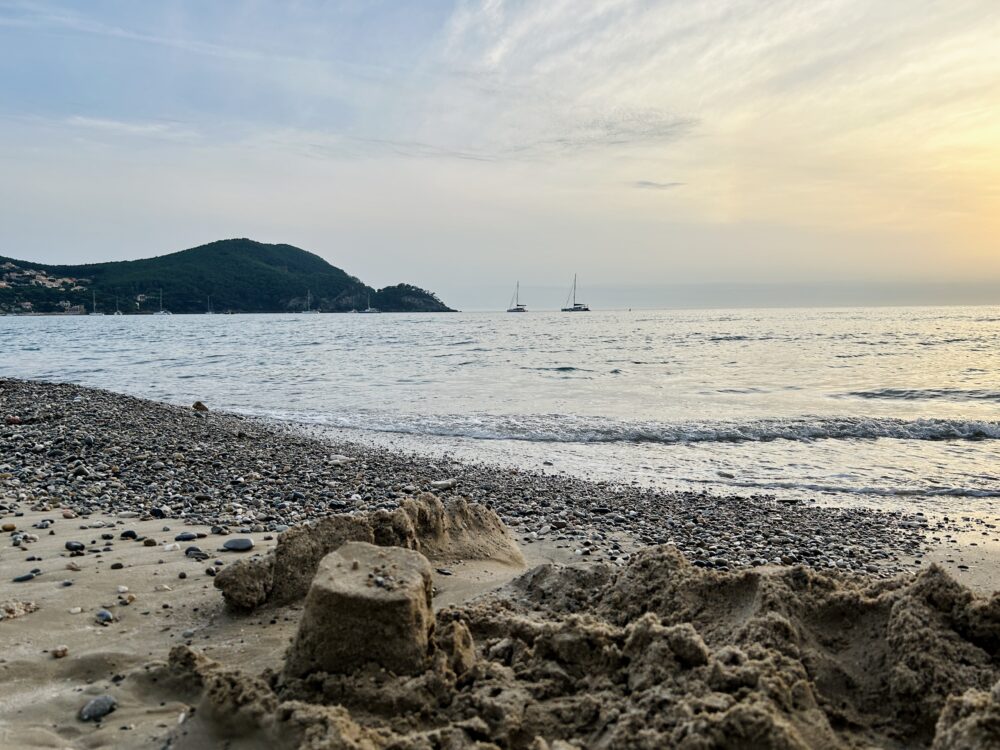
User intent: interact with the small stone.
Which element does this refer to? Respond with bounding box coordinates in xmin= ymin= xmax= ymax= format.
xmin=117 ymin=585 xmax=129 ymax=594
xmin=174 ymin=532 xmax=197 ymax=542
xmin=79 ymin=695 xmax=117 ymax=722
xmin=2 ymin=523 xmax=15 ymax=532
xmin=120 ymin=530 xmax=137 ymax=540
xmin=178 ymin=571 xmax=187 ymax=580
xmin=12 ymin=572 xmax=36 ymax=583
xmin=68 ymin=606 xmax=83 ymax=614
xmin=110 ymin=562 xmax=124 ymax=570
xmin=65 ymin=541 xmax=85 ymax=552
xmin=223 ymin=538 xmax=254 ymax=552
xmin=95 ymin=609 xmax=115 ymax=625
xmin=192 ymin=401 xmax=209 ymax=412
xmin=143 ymin=538 xmax=157 ymax=547
xmin=52 ymin=645 xmax=69 ymax=659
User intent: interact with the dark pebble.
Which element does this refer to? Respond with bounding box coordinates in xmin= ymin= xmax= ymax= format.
xmin=223 ymin=538 xmax=254 ymax=552
xmin=79 ymin=694 xmax=117 ymax=722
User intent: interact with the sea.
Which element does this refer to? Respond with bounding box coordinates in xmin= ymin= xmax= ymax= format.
xmin=2 ymin=306 xmax=998 ymax=512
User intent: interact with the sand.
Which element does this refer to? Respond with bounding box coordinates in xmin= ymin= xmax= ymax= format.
xmin=2 ymin=501 xmax=998 ymax=748
xmin=0 ymin=505 xmax=566 ymax=748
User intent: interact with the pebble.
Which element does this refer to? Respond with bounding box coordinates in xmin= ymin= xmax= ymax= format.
xmin=223 ymin=538 xmax=254 ymax=552
xmin=95 ymin=609 xmax=116 ymax=625
xmin=174 ymin=532 xmax=197 ymax=542
xmin=78 ymin=695 xmax=117 ymax=722
xmin=64 ymin=541 xmax=85 ymax=552
xmin=52 ymin=645 xmax=68 ymax=658
xmin=69 ymin=606 xmax=82 ymax=614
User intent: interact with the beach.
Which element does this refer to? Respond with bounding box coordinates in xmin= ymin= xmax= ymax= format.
xmin=2 ymin=378 xmax=999 ymax=748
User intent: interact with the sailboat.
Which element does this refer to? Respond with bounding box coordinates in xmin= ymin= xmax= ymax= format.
xmin=359 ymin=293 xmax=380 ymax=314
xmin=89 ymin=290 xmax=105 ymax=315
xmin=153 ymin=289 xmax=172 ymax=315
xmin=506 ymin=281 xmax=527 ymax=313
xmin=560 ymin=274 xmax=590 ymax=312
xmin=114 ymin=296 xmax=123 ymax=316
xmin=205 ymin=295 xmax=215 ymax=315
xmin=300 ymin=289 xmax=320 ymax=313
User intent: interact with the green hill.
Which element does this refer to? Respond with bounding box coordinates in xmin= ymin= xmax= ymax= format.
xmin=0 ymin=239 xmax=454 ymax=314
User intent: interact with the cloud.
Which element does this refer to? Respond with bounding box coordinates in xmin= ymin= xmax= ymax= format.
xmin=632 ymin=180 xmax=684 ymax=190
xmin=65 ymin=116 xmax=199 ymax=141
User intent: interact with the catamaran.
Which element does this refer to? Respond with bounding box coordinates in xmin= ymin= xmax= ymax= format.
xmin=506 ymin=281 xmax=527 ymax=312
xmin=560 ymin=274 xmax=590 ymax=312
xmin=153 ymin=289 xmax=172 ymax=315
xmin=301 ymin=289 xmax=320 ymax=313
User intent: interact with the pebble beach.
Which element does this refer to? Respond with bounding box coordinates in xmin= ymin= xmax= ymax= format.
xmin=2 ymin=377 xmax=1000 ymax=749
xmin=1 ymin=377 xmax=966 ymax=578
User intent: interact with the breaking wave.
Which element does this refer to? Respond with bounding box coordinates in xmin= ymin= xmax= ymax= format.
xmin=276 ymin=412 xmax=1000 ymax=445
xmin=843 ymin=388 xmax=1000 ymax=403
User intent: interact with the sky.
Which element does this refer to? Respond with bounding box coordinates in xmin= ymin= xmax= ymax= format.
xmin=0 ymin=0 xmax=998 ymax=310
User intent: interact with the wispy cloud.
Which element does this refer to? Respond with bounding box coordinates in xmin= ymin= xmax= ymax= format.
xmin=633 ymin=180 xmax=684 ymax=190
xmin=65 ymin=116 xmax=199 ymax=141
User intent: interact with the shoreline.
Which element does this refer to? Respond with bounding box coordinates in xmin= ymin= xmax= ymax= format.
xmin=1 ymin=376 xmax=951 ymax=580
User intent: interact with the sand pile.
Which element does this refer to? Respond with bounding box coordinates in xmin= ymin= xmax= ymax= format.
xmin=151 ymin=544 xmax=998 ymax=749
xmin=214 ymin=492 xmax=524 ymax=610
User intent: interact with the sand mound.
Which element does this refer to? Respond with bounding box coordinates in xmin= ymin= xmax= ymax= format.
xmin=214 ymin=492 xmax=524 ymax=611
xmin=156 ymin=545 xmax=999 ymax=749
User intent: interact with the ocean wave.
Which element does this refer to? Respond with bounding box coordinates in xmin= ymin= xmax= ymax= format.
xmin=696 ymin=477 xmax=1000 ymax=499
xmin=843 ymin=388 xmax=1000 ymax=403
xmin=276 ymin=412 xmax=1000 ymax=445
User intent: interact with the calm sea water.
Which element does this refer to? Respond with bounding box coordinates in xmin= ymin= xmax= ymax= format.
xmin=2 ymin=307 xmax=998 ymax=510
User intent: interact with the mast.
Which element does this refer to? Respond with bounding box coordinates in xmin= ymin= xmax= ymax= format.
xmin=159 ymin=289 xmax=163 ymax=312
xmin=92 ymin=290 xmax=96 ymax=314
xmin=516 ymin=281 xmax=520 ymax=306
xmin=573 ymin=274 xmax=577 ymax=306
